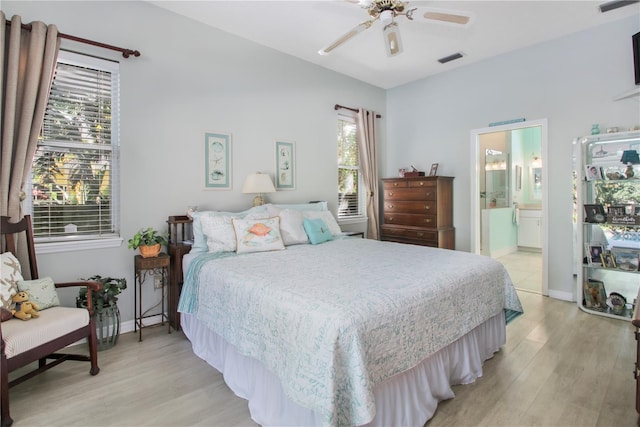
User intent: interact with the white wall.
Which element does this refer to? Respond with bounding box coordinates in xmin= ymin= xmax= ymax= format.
xmin=3 ymin=1 xmax=386 ymax=323
xmin=386 ymin=14 xmax=640 ymax=299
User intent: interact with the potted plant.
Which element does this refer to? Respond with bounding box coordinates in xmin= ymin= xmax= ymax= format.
xmin=128 ymin=227 xmax=168 ymax=258
xmin=76 ymin=275 xmax=127 ymax=351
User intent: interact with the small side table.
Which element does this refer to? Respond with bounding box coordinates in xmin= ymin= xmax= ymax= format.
xmin=134 ymin=254 xmax=170 ymax=342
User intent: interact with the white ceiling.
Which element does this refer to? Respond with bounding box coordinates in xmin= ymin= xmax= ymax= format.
xmin=149 ymin=1 xmax=640 ymax=89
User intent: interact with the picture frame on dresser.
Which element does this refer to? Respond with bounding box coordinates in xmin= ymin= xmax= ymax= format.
xmin=428 ymin=163 xmax=439 ymax=177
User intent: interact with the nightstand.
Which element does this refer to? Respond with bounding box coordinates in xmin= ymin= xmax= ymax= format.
xmin=134 ymin=254 xmax=170 ymax=342
xmin=167 ymin=215 xmax=194 ymax=332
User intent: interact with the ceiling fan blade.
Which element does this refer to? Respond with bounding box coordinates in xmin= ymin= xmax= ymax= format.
xmin=419 ymin=7 xmax=474 ymax=26
xmin=319 ymin=19 xmax=376 ymax=55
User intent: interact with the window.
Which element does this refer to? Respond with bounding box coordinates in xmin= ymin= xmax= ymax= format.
xmin=337 ymin=114 xmax=364 ymax=219
xmin=27 ymin=51 xmax=121 ymax=251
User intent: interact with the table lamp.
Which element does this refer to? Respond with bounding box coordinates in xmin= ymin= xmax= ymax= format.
xmin=620 ymin=150 xmax=640 ymax=178
xmin=242 ymin=172 xmax=275 ymax=206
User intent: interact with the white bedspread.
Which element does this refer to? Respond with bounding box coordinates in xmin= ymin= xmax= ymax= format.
xmin=178 ymin=238 xmax=522 ymax=426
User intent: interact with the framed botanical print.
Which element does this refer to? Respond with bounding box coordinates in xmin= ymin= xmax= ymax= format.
xmin=275 ymin=140 xmax=295 ymax=190
xmin=204 ymin=131 xmax=232 ymax=190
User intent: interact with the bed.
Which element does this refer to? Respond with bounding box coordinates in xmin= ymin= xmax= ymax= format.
xmin=177 ymin=204 xmax=522 ymax=427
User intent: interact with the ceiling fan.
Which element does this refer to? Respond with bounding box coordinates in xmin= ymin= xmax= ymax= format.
xmin=318 ymin=0 xmax=474 ymax=57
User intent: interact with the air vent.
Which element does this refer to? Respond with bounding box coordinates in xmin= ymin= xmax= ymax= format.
xmin=438 ymin=52 xmax=463 ymax=64
xmin=599 ymin=0 xmax=639 ymax=13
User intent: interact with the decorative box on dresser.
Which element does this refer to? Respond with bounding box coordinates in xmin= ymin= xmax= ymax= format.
xmin=380 ymin=176 xmax=455 ymax=249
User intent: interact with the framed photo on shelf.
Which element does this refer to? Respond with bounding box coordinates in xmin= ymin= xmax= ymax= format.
xmin=428 ymin=163 xmax=439 ymax=177
xmin=583 ymin=279 xmax=607 ymax=310
xmin=584 ymin=164 xmax=603 ymax=181
xmin=600 ymin=252 xmax=616 ymax=269
xmin=612 ymin=249 xmax=640 ymax=271
xmin=204 ymin=131 xmax=232 ymax=190
xmin=585 ymin=243 xmax=605 ymax=266
xmin=583 ymin=204 xmax=606 ymax=223
xmin=607 ymin=205 xmax=626 ymax=217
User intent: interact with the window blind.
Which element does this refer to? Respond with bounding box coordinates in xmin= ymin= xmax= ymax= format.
xmin=32 ymin=53 xmax=120 ymax=241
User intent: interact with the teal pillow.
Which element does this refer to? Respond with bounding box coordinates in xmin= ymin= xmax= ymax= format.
xmin=303 ymin=218 xmax=333 ymax=245
xmin=17 ymin=277 xmax=60 ymax=310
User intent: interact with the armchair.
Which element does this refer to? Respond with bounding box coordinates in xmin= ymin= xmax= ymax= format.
xmin=1 ymin=215 xmax=101 ymax=427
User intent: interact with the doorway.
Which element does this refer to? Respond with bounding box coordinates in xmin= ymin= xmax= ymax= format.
xmin=470 ymin=119 xmax=549 ymax=295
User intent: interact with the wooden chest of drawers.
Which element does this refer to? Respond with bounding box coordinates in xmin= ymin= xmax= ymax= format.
xmin=380 ymin=176 xmax=455 ymax=249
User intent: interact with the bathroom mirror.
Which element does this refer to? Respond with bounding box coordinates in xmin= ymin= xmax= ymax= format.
xmin=484 ymin=152 xmax=509 ymax=208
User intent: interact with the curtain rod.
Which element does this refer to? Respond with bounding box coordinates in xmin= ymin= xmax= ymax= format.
xmin=5 ymin=19 xmax=140 ymax=58
xmin=334 ymin=104 xmax=382 ymax=118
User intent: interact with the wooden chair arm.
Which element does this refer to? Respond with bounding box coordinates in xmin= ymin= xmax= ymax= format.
xmin=54 ymin=281 xmax=102 ymax=291
xmin=54 ymin=281 xmax=102 ymax=316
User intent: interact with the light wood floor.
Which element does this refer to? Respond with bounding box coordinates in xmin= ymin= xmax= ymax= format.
xmin=6 ymin=291 xmax=638 ymax=427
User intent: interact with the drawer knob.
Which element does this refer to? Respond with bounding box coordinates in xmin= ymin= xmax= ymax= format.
xmin=419 ymin=182 xmax=424 ymax=186
xmin=389 ymin=217 xmax=394 ymax=222
xmin=388 ymin=204 xmax=394 ymax=209
xmin=424 ymin=205 xmax=430 ymax=210
xmin=417 ymin=232 xmax=424 ymax=237
xmin=393 ymin=182 xmax=398 ymax=187
xmin=424 ymin=218 xmax=432 ymax=223
xmin=426 ymin=192 xmax=431 ymax=197
xmin=388 ymin=192 xmax=393 ymax=196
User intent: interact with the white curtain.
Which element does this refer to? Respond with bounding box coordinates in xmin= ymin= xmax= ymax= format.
xmin=356 ymin=108 xmax=379 ymax=240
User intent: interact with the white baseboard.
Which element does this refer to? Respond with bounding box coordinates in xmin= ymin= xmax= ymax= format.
xmin=547 ymin=289 xmax=574 ymax=302
xmin=120 ymin=313 xmax=167 ymax=335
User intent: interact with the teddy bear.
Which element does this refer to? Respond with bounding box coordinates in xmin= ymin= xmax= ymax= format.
xmin=10 ymin=291 xmax=40 ymax=320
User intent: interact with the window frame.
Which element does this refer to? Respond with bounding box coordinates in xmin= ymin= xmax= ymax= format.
xmin=337 ymin=112 xmax=366 ymax=222
xmin=26 ymin=50 xmax=122 ymax=254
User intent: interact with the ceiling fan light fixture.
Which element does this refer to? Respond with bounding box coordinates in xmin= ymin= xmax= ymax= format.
xmin=383 ymin=22 xmax=403 ymax=57
xmin=380 ymin=10 xmax=394 ymax=25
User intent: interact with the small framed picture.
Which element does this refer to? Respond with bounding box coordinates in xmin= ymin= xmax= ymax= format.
xmin=612 ymin=249 xmax=640 ymax=271
xmin=635 ymin=206 xmax=640 ymax=216
xmin=600 ymin=252 xmax=616 ymax=269
xmin=586 ymin=243 xmax=604 ymax=266
xmin=275 ymin=140 xmax=296 ymax=190
xmin=428 ymin=163 xmax=439 ymax=177
xmin=583 ymin=279 xmax=607 ymax=310
xmin=583 ymin=204 xmax=606 ymax=223
xmin=607 ymin=205 xmax=626 ymax=217
xmin=584 ymin=164 xmax=603 ymax=181
xmin=204 ymin=131 xmax=232 ymax=190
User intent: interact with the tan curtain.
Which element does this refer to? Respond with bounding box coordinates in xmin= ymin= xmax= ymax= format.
xmin=356 ymin=108 xmax=379 ymax=240
xmin=1 ymin=13 xmax=60 ymax=274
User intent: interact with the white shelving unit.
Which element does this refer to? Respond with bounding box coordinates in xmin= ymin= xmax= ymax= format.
xmin=576 ymin=131 xmax=640 ymax=321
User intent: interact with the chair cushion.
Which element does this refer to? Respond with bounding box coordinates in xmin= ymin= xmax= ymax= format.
xmin=2 ymin=306 xmax=90 ymax=359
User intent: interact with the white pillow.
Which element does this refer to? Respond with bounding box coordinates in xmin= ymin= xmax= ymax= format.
xmin=202 ymin=212 xmax=269 ymax=253
xmin=278 ymin=209 xmax=309 ymax=245
xmin=191 ymin=205 xmax=269 ymax=253
xmin=1 ymin=252 xmax=24 ymax=310
xmin=232 ymin=217 xmax=285 ymax=254
xmin=302 ymin=211 xmax=342 ymax=236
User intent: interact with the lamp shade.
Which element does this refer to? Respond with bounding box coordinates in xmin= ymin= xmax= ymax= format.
xmin=620 ymin=150 xmax=640 ymax=165
xmin=242 ymin=173 xmax=275 ymax=194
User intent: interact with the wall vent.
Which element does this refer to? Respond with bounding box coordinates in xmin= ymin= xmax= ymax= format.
xmin=438 ymin=52 xmax=463 ymax=64
xmin=599 ymin=0 xmax=639 ymax=13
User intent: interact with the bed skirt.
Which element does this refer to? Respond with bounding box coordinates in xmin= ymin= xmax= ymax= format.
xmin=181 ymin=311 xmax=506 ymax=427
